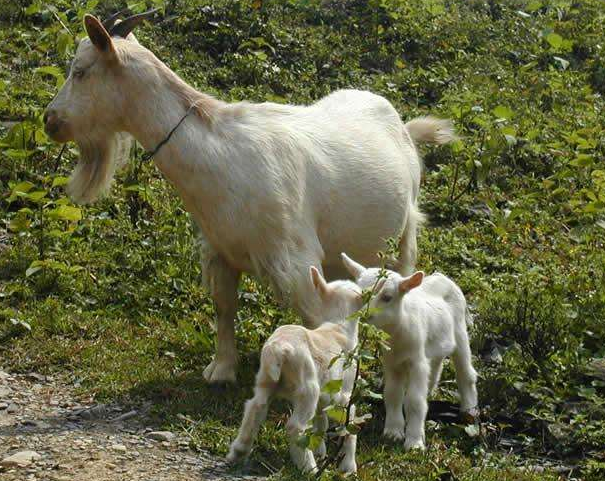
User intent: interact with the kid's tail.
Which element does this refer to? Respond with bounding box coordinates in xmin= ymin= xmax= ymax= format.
xmin=404 ymin=116 xmax=457 ymax=145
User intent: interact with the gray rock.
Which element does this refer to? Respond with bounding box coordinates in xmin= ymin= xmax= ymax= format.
xmin=0 ymin=386 xmax=11 ymax=397
xmin=6 ymin=402 xmax=18 ymax=413
xmin=114 ymin=409 xmax=138 ymax=422
xmin=77 ymin=404 xmax=109 ymax=420
xmin=1 ymin=450 xmax=42 ymax=468
xmin=110 ymin=444 xmax=127 ymax=453
xmin=147 ymin=431 xmax=175 ymax=442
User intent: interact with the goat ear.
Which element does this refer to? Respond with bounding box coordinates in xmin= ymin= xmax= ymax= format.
xmin=310 ymin=266 xmax=329 ymax=296
xmin=84 ymin=15 xmax=115 ymax=55
xmin=398 ymin=271 xmax=424 ymax=293
xmin=341 ymin=253 xmax=366 ymax=279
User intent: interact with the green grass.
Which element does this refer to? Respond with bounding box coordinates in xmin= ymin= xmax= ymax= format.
xmin=2 ymin=1 xmax=605 ymax=480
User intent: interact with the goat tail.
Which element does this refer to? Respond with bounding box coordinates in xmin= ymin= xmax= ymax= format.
xmin=259 ymin=342 xmax=287 ymax=383
xmin=465 ymin=306 xmax=474 ymax=328
xmin=404 ymin=116 xmax=457 ymax=146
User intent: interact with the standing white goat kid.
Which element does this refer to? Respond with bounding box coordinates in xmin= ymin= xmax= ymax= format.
xmin=227 ymin=265 xmax=363 ymax=473
xmin=43 ymin=12 xmax=456 ymax=383
xmin=341 ymin=254 xmax=478 ymax=450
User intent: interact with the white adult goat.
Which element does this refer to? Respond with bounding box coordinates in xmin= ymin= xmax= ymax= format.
xmin=227 ymin=266 xmax=363 ymax=473
xmin=341 ymin=254 xmax=478 ymax=450
xmin=43 ymin=12 xmax=456 ymax=383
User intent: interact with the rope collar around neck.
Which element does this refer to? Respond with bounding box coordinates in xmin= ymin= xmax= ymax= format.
xmin=140 ymin=102 xmax=199 ymax=162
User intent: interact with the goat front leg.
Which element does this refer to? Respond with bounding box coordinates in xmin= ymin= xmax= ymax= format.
xmin=382 ymin=362 xmax=407 ymax=441
xmin=403 ymin=356 xmax=430 ymax=450
xmin=201 ymin=252 xmax=241 ymax=383
xmin=287 ymin=382 xmax=320 ymax=473
xmin=338 ymin=403 xmax=358 ymax=474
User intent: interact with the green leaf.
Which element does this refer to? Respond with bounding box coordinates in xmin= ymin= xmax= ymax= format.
xmin=48 ymin=205 xmax=82 ymax=222
xmin=545 ymin=33 xmax=563 ymax=50
xmin=325 ymin=406 xmax=347 ymax=424
xmin=492 ymin=105 xmax=514 ymax=120
xmin=35 ymin=66 xmax=65 ymax=88
xmin=52 ymin=176 xmax=69 ymax=188
xmin=322 ymin=379 xmax=343 ymax=395
xmin=308 ymin=433 xmax=323 ymax=451
xmin=24 ymin=190 xmax=48 ymax=202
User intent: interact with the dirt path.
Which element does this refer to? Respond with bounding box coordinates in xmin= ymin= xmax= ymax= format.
xmin=0 ymin=369 xmax=263 ymax=481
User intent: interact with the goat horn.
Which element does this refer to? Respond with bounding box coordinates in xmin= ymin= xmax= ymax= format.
xmin=102 ymin=10 xmax=126 ymax=32
xmin=109 ymin=9 xmax=159 ymax=38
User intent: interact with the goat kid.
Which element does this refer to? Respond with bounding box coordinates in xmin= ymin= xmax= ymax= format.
xmin=227 ymin=265 xmax=363 ymax=473
xmin=341 ymin=254 xmax=478 ymax=450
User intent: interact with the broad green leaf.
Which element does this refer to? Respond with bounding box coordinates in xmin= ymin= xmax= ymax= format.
xmin=325 ymin=406 xmax=347 ymax=424
xmin=308 ymin=433 xmax=323 ymax=451
xmin=545 ymin=33 xmax=563 ymax=50
xmin=52 ymin=176 xmax=69 ymax=188
xmin=24 ymin=190 xmax=48 ymax=202
xmin=48 ymin=205 xmax=82 ymax=222
xmin=35 ymin=66 xmax=65 ymax=88
xmin=492 ymin=105 xmax=514 ymax=120
xmin=322 ymin=379 xmax=343 ymax=395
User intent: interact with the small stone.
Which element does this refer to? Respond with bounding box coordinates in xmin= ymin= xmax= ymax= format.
xmin=0 ymin=386 xmax=11 ymax=397
xmin=6 ymin=403 xmax=18 ymax=413
xmin=147 ymin=431 xmax=175 ymax=442
xmin=106 ymin=463 xmax=117 ymax=470
xmin=114 ymin=410 xmax=138 ymax=422
xmin=1 ymin=450 xmax=42 ymax=468
xmin=27 ymin=373 xmax=47 ymax=382
xmin=0 ymin=402 xmax=8 ymax=410
xmin=110 ymin=444 xmax=127 ymax=453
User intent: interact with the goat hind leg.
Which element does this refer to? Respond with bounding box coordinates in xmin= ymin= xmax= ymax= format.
xmin=452 ymin=338 xmax=478 ymax=417
xmin=227 ymin=386 xmax=273 ymax=462
xmin=287 ymin=382 xmax=320 ymax=473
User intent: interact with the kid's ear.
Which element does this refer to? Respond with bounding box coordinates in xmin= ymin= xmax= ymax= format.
xmin=84 ymin=14 xmax=116 ymax=55
xmin=398 ymin=271 xmax=424 ymax=293
xmin=310 ymin=266 xmax=329 ymax=296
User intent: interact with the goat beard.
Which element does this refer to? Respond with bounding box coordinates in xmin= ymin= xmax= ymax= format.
xmin=67 ymin=131 xmax=133 ymax=205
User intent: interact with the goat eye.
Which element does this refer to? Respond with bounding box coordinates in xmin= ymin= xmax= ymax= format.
xmin=380 ymin=294 xmax=392 ymax=303
xmin=73 ymin=69 xmax=85 ymax=80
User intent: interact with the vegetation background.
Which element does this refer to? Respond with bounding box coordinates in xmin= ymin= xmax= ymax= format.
xmin=1 ymin=0 xmax=604 ymax=480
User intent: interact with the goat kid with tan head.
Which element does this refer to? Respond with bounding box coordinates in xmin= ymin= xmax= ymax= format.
xmin=341 ymin=254 xmax=478 ymax=451
xmin=227 ymin=265 xmax=363 ymax=474
xmin=44 ymin=12 xmax=456 ymax=384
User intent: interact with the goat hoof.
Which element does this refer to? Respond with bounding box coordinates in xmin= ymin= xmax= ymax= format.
xmin=403 ymin=438 xmax=425 ymax=451
xmin=461 ymin=406 xmax=480 ymax=423
xmin=383 ymin=425 xmax=405 ymax=441
xmin=203 ymin=359 xmax=237 ymax=383
xmin=226 ymin=442 xmax=250 ymax=464
xmin=338 ymin=458 xmax=357 ymax=475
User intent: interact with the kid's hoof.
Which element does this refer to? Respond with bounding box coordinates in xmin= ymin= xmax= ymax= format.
xmin=383 ymin=425 xmax=406 ymax=441
xmin=403 ymin=438 xmax=425 ymax=451
xmin=338 ymin=457 xmax=357 ymax=475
